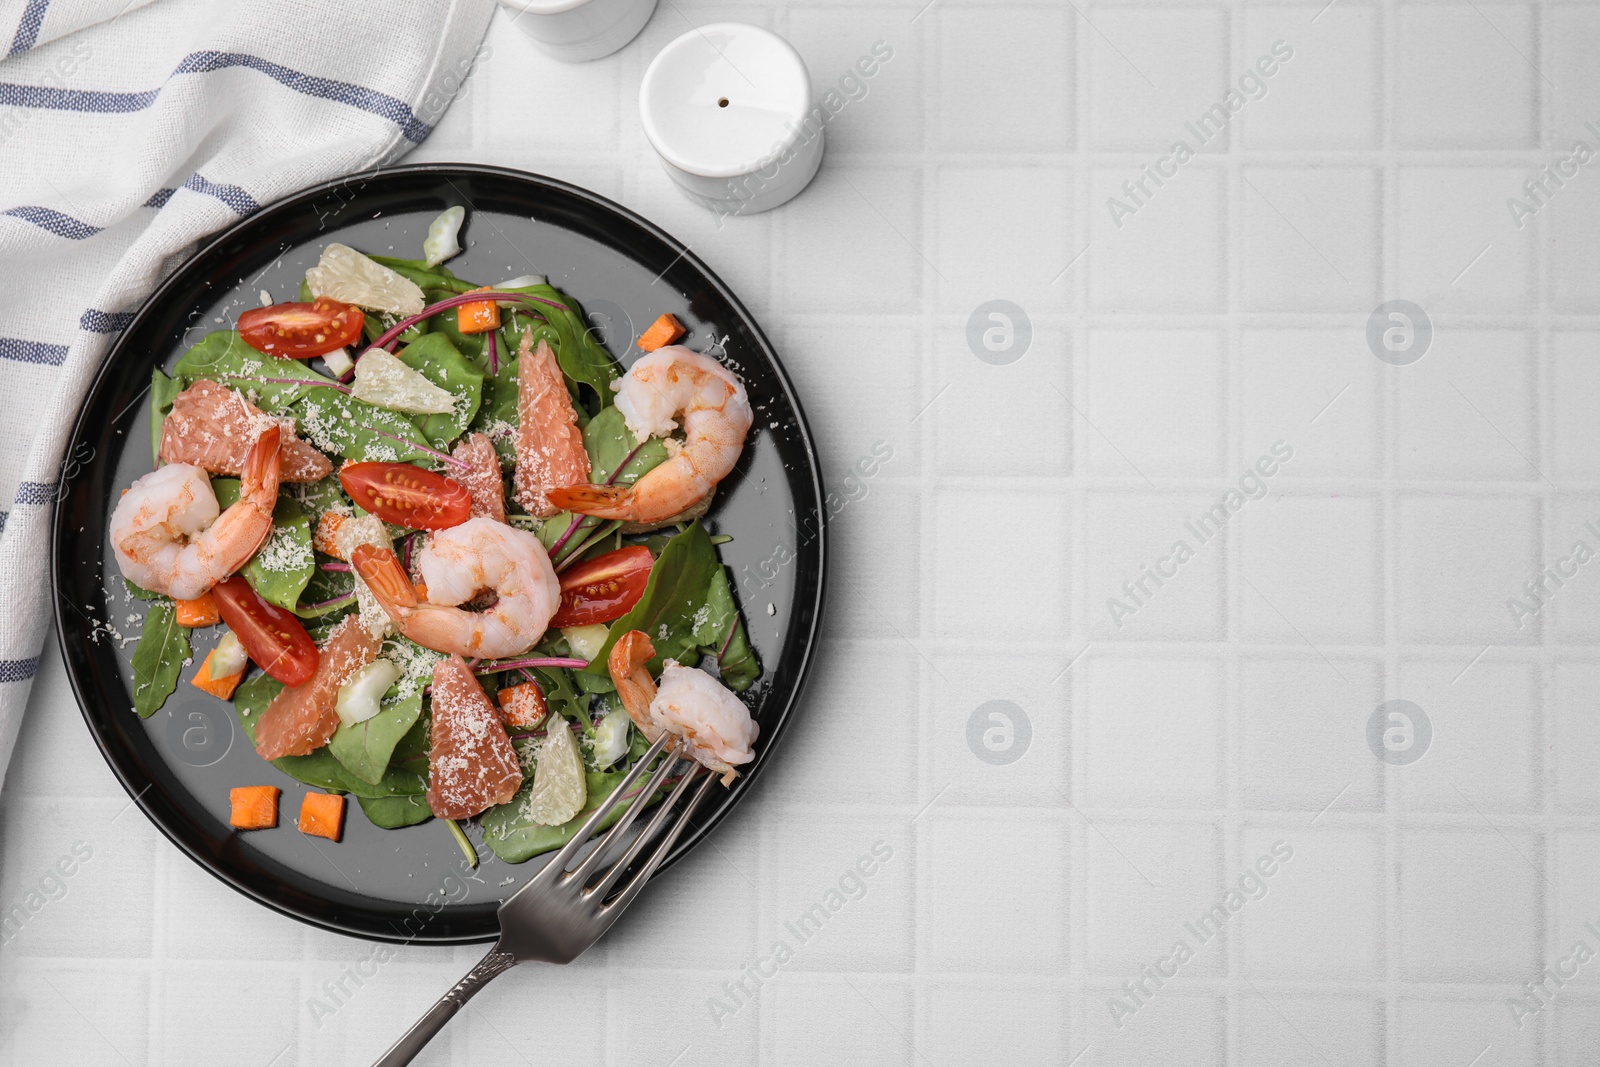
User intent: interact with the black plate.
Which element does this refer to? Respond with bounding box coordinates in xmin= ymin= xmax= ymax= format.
xmin=51 ymin=164 xmax=825 ymax=943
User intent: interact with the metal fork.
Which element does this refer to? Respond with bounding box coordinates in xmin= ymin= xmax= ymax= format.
xmin=372 ymin=734 xmax=718 ymax=1066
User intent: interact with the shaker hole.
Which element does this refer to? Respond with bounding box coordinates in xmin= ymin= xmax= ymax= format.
xmin=718 ymin=97 xmax=730 ymax=108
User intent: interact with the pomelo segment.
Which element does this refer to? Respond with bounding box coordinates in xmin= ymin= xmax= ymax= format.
xmin=254 ymin=614 xmax=381 ymax=759
xmin=427 ymin=654 xmax=523 ymax=820
xmin=160 ymin=380 xmax=331 ymax=483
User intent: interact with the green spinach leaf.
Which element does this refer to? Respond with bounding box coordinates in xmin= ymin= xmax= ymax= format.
xmin=501 ymin=285 xmax=619 ymax=414
xmin=150 ymin=367 xmax=181 ymax=464
xmin=358 ymin=794 xmax=433 ymax=829
xmin=172 ymin=331 xmax=337 ymax=413
xmin=482 ymin=768 xmax=637 ymax=864
xmin=581 ymin=405 xmax=668 ymax=485
xmin=394 ymin=332 xmax=482 ymax=448
xmin=132 ymin=600 xmax=190 ymax=718
xmin=328 ymin=689 xmax=424 ymax=786
xmin=580 ymin=521 xmax=718 ymax=679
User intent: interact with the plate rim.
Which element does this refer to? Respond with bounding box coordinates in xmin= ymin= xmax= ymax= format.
xmin=50 ymin=162 xmax=827 ymax=944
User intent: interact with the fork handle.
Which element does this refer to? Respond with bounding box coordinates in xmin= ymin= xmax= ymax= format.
xmin=371 ymin=945 xmax=518 ymax=1067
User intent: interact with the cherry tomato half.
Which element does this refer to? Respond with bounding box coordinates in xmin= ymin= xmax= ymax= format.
xmin=339 ymin=463 xmax=473 ymax=530
xmin=211 ymin=577 xmax=319 ymax=687
xmin=550 ymin=546 xmax=653 ymax=628
xmin=238 ymin=297 xmax=365 ymax=358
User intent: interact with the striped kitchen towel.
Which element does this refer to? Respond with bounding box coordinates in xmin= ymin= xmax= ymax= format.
xmin=0 ymin=0 xmax=495 ymax=793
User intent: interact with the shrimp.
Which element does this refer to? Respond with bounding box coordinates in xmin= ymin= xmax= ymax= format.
xmin=546 ymin=346 xmax=751 ymax=525
xmin=513 ymin=333 xmax=590 ymax=518
xmin=110 ymin=426 xmax=282 ymax=600
xmin=607 ymin=630 xmax=758 ymax=784
xmin=350 ymin=516 xmax=559 ymax=659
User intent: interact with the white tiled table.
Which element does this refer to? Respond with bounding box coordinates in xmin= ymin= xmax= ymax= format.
xmin=6 ymin=1 xmax=1600 ymax=1063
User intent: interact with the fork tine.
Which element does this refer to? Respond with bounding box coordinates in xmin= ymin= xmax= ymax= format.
xmin=546 ymin=732 xmax=671 ymax=874
xmin=567 ymin=748 xmax=686 ymax=883
xmin=592 ymin=766 xmax=718 ymax=908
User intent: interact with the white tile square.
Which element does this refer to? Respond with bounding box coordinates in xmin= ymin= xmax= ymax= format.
xmin=1085 ymin=993 xmax=1223 ymax=1067
xmin=1550 ymin=332 xmax=1600 ymax=479
xmin=1393 ymin=659 xmax=1539 ymax=813
xmin=1239 ymin=328 xmax=1382 ymax=479
xmin=1240 ymin=167 xmax=1380 ymax=311
xmin=163 ymin=854 xmax=304 ymax=961
xmin=760 ymin=640 xmax=918 ymax=807
xmin=919 ymin=811 xmax=1069 ymax=974
xmin=1396 ymin=167 xmax=1534 ymax=313
xmin=609 ymin=967 xmax=759 ymax=1067
xmin=1396 ymin=996 xmax=1539 ymax=1067
xmin=1398 ymin=830 xmax=1542 ymax=982
xmin=765 ymin=816 xmax=911 ymax=973
xmin=1394 ymin=495 xmax=1540 ymax=645
xmin=1548 ymin=5 xmax=1600 ymax=136
xmin=919 ymin=980 xmax=1068 ymax=1064
xmin=934 ymin=165 xmax=1072 ymax=314
xmin=0 ymin=962 xmax=150 ymax=1066
xmin=1088 ymin=8 xmax=1228 ymax=151
xmin=1542 ymin=497 xmax=1600 ymax=643
xmin=468 ymin=968 xmax=608 ymax=1066
xmin=1393 ymin=4 xmax=1538 ymax=148
xmin=1084 ymin=491 xmax=1227 ymax=642
xmin=1551 ymin=661 xmax=1600 ymax=813
xmin=774 ymin=163 xmax=922 ymax=315
xmin=1239 ymin=9 xmax=1379 ymax=149
xmin=1238 ymin=657 xmax=1383 ymax=812
xmin=1548 ymin=166 xmax=1600 ymax=312
xmin=1081 ymin=655 xmax=1223 ymax=808
xmin=1238 ymin=494 xmax=1382 ymax=645
xmin=779 ymin=321 xmax=920 ymax=482
xmin=767 ymin=977 xmax=912 ymax=1067
xmin=932 ymin=485 xmax=1069 ymax=641
xmin=160 ymin=964 xmax=300 ymax=1065
xmin=822 ymin=482 xmax=921 ymax=640
xmin=1083 ymin=328 xmax=1225 ymax=477
xmin=472 ymin=18 xmax=620 ymax=153
xmin=1552 ymin=831 xmax=1600 ymax=952
xmin=1085 ymin=822 xmax=1224 ymax=979
xmin=932 ymin=4 xmax=1073 ymax=151
xmin=1090 ymin=165 xmax=1225 ymax=313
xmin=1557 ymin=997 xmax=1600 ymax=1067
xmin=784 ymin=8 xmax=924 ymax=153
xmin=931 ymin=319 xmax=1071 ymax=477
xmin=1235 ymin=995 xmax=1383 ymax=1067
xmin=1240 ymin=828 xmax=1383 ymax=980
xmin=926 ymin=650 xmax=1068 ymax=808
xmin=1394 ymin=329 xmax=1538 ymax=481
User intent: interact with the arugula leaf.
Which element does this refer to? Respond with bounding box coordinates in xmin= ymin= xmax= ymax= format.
xmin=233 ymin=675 xmax=427 ymax=798
xmin=358 ymin=794 xmax=433 ymax=829
xmin=150 ymin=367 xmax=181 ymax=464
xmin=328 ymin=689 xmax=424 ymax=785
xmin=131 ymin=600 xmax=190 ymax=718
xmin=394 ymin=332 xmax=482 ymax=448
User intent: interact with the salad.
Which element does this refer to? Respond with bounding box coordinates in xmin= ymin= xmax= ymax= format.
xmin=108 ymin=207 xmax=761 ymax=864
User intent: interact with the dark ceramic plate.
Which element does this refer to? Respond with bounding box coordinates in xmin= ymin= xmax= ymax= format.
xmin=51 ymin=164 xmax=825 ymax=943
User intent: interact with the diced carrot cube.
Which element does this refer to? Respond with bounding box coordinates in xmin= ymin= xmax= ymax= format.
xmin=230 ymin=786 xmax=280 ymax=830
xmin=636 ymin=313 xmax=685 ymax=352
xmin=191 ymin=647 xmax=246 ymax=700
xmin=313 ymin=511 xmax=348 ymax=559
xmin=298 ymin=792 xmax=346 ymax=841
xmin=497 ymin=681 xmax=549 ymax=730
xmin=175 ymin=593 xmax=220 ymax=628
xmin=457 ymin=286 xmax=501 ymax=335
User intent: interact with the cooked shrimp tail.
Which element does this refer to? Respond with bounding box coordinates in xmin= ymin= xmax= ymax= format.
xmin=607 ymin=629 xmax=660 ymax=738
xmin=350 ymin=543 xmax=417 ymax=614
xmin=109 ymin=425 xmax=283 ymax=600
xmin=544 ymin=483 xmax=632 ymax=520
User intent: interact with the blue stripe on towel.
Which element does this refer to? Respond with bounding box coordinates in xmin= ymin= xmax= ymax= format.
xmin=144 ymin=187 xmax=176 ymax=209
xmin=0 ymin=656 xmax=40 ymax=683
xmin=13 ymin=482 xmax=56 ymax=505
xmin=0 ymin=205 xmax=99 ymax=239
xmin=6 ymin=0 xmax=50 ymax=58
xmin=182 ymin=173 xmax=259 ymax=215
xmin=0 ymin=50 xmax=431 ymax=141
xmin=0 ymin=338 xmax=68 ymax=365
xmin=80 ymin=308 xmax=133 ymax=333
